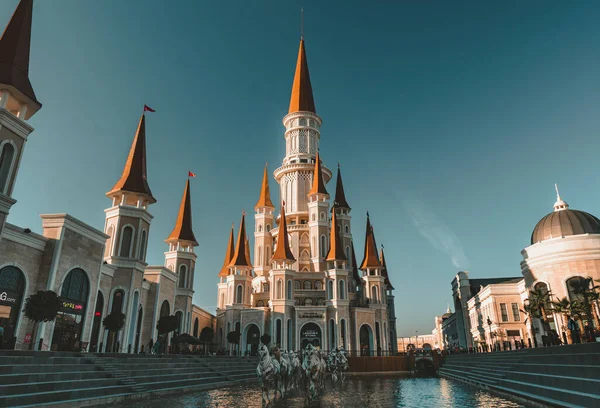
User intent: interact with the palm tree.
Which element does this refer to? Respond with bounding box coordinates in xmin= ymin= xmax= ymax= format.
xmin=568 ymin=278 xmax=599 ymax=341
xmin=521 ymin=302 xmax=541 ymax=347
xmin=528 ymin=287 xmax=552 ymax=332
xmin=552 ymin=297 xmax=573 ymax=344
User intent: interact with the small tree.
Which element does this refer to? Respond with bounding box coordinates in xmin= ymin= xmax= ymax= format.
xmin=102 ymin=312 xmax=125 ymax=352
xmin=22 ymin=290 xmax=61 ymax=350
xmin=260 ymin=333 xmax=271 ymax=346
xmin=157 ymin=315 xmax=179 ymax=353
xmin=227 ymin=330 xmax=241 ymax=355
xmin=199 ymin=326 xmax=214 ymax=355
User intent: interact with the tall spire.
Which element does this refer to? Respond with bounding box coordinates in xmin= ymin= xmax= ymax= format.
xmin=0 ymin=0 xmax=41 ymax=109
xmin=288 ymin=37 xmax=316 ymax=114
xmin=245 ymin=233 xmax=252 ymax=268
xmin=255 ymin=164 xmax=274 ymax=208
xmin=333 ymin=163 xmax=350 ymax=210
xmin=107 ymin=114 xmax=156 ymax=203
xmin=308 ymin=151 xmax=328 ymax=196
xmin=166 ymin=179 xmax=197 ymax=246
xmin=380 ymin=246 xmax=394 ymax=290
xmin=553 ymin=183 xmax=569 ymax=212
xmin=218 ymin=224 xmax=235 ymax=277
xmin=350 ymin=242 xmax=361 ymax=283
xmin=228 ymin=212 xmax=251 ymax=267
xmin=360 ymin=213 xmax=380 ymax=269
xmin=446 ymin=303 xmax=452 ymax=314
xmin=272 ymin=202 xmax=295 ymax=262
xmin=326 ymin=207 xmax=347 ymax=261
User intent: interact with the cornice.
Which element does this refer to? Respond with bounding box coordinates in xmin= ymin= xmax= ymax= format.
xmin=0 ymin=108 xmax=34 ymax=140
xmin=104 ymin=205 xmax=154 ymax=224
xmin=144 ymin=265 xmax=178 ymax=283
xmin=2 ymin=223 xmax=47 ymax=251
xmin=41 ymin=213 xmax=108 ymax=245
xmin=0 ymin=193 xmax=16 ymax=213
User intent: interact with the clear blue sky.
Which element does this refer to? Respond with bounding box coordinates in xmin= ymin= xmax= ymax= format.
xmin=3 ymin=0 xmax=600 ymax=337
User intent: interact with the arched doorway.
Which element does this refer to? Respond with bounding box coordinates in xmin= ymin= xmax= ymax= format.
xmin=375 ymin=321 xmax=381 ymax=355
xmin=158 ymin=300 xmax=170 ymax=352
xmin=52 ymin=269 xmax=90 ymax=351
xmin=175 ymin=311 xmax=183 ymax=335
xmin=244 ymin=324 xmax=260 ymax=356
xmin=89 ymin=291 xmax=104 ymax=352
xmin=193 ymin=318 xmax=199 ymax=337
xmin=359 ymin=324 xmax=374 ymax=356
xmin=0 ymin=266 xmax=26 ymax=350
xmin=107 ymin=289 xmax=125 ymax=352
xmin=134 ymin=306 xmax=143 ymax=353
xmin=300 ymin=322 xmax=322 ymax=349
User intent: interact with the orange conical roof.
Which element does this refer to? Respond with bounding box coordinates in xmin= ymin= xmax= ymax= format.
xmin=380 ymin=247 xmax=394 ymax=290
xmin=333 ymin=164 xmax=350 ymax=210
xmin=360 ymin=213 xmax=381 ymax=269
xmin=218 ymin=224 xmax=235 ymax=277
xmin=166 ymin=179 xmax=197 ymax=246
xmin=272 ymin=203 xmax=295 ymax=263
xmin=255 ymin=164 xmax=274 ymax=208
xmin=308 ymin=151 xmax=328 ymax=196
xmin=228 ymin=213 xmax=251 ymax=267
xmin=245 ymin=234 xmax=253 ymax=268
xmin=0 ymin=0 xmax=40 ymax=109
xmin=326 ymin=207 xmax=347 ymax=262
xmin=107 ymin=114 xmax=156 ymax=203
xmin=288 ymin=38 xmax=316 ymax=114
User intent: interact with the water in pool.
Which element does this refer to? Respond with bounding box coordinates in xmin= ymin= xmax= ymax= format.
xmin=121 ymin=377 xmax=524 ymax=407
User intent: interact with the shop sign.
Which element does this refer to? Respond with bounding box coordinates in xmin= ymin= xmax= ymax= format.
xmin=59 ymin=298 xmax=85 ymax=315
xmin=0 ymin=290 xmax=18 ymax=305
xmin=299 ymin=312 xmax=323 ymax=319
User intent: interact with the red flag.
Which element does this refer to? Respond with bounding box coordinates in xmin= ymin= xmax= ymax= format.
xmin=143 ymin=105 xmax=156 ymax=112
xmin=188 ymin=171 xmax=196 ymax=178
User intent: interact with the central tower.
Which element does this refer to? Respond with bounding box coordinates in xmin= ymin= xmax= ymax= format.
xmin=273 ymin=37 xmax=332 ymax=271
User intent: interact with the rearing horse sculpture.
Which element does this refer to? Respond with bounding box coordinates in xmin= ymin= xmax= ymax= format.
xmin=256 ymin=343 xmax=279 ymax=405
xmin=301 ymin=344 xmax=326 ymax=403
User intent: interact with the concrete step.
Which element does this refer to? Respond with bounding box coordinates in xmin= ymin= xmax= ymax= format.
xmin=0 ymin=364 xmax=100 ymax=375
xmin=508 ymin=371 xmax=600 ymax=395
xmin=0 ymin=377 xmax=123 ymax=396
xmin=498 ymin=378 xmax=600 ymax=408
xmin=0 ymin=356 xmax=90 ymax=365
xmin=120 ymin=366 xmax=215 ymax=377
xmin=0 ymin=370 xmax=111 ymax=385
xmin=135 ymin=375 xmax=224 ymax=390
xmin=0 ymin=384 xmax=133 ymax=407
xmin=128 ymin=371 xmax=222 ymax=384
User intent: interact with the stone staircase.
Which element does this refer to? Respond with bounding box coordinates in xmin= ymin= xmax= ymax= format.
xmin=0 ymin=351 xmax=256 ymax=408
xmin=439 ymin=343 xmax=600 ymax=408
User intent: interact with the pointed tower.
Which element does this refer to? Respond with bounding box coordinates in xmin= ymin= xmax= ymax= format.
xmin=269 ymin=202 xmax=296 ymax=349
xmin=360 ymin=213 xmax=384 ymax=304
xmin=380 ymin=246 xmax=397 ymax=353
xmin=164 ymin=178 xmax=198 ymax=335
xmin=0 ymin=0 xmax=42 ymax=243
xmin=227 ymin=213 xmax=253 ymax=307
xmin=254 ymin=164 xmax=274 ymax=280
xmin=307 ymin=151 xmax=330 ymax=272
xmin=332 ymin=164 xmax=354 ymax=272
xmin=273 ymin=35 xmax=332 ymax=276
xmin=217 ymin=224 xmax=235 ymax=309
xmin=104 ymin=113 xmax=155 ymax=263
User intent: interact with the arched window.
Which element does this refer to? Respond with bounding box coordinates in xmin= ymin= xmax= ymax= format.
xmin=276 ymin=279 xmax=283 ymax=299
xmin=119 ymin=226 xmax=134 ymax=257
xmin=312 ymin=214 xmax=316 ymax=221
xmin=339 ymin=280 xmax=345 ymax=300
xmin=111 ymin=289 xmax=125 ymax=313
xmin=236 ymin=285 xmax=243 ymax=303
xmin=304 ymin=280 xmax=312 ymax=290
xmin=371 ymin=285 xmax=379 ymax=303
xmin=329 ymin=319 xmax=336 ymax=350
xmin=263 ymin=282 xmax=270 ymax=292
xmin=287 ymin=280 xmax=292 ymax=300
xmin=0 ymin=266 xmax=26 ymax=336
xmin=193 ymin=318 xmax=199 ymax=337
xmin=105 ymin=226 xmax=114 ymax=258
xmin=266 ymin=224 xmax=271 ymax=232
xmin=320 ymin=212 xmax=325 ymax=221
xmin=178 ymin=264 xmax=187 ymax=288
xmin=567 ymin=277 xmax=589 ymax=304
xmin=175 ymin=311 xmax=183 ymax=335
xmin=258 ymin=246 xmax=263 ymax=265
xmin=0 ymin=142 xmax=16 ymax=194
xmin=257 ymin=300 xmax=264 ymax=307
xmin=345 ymin=225 xmax=349 ymax=233
xmin=258 ymin=225 xmax=263 ymax=232
xmin=220 ymin=293 xmax=225 ymax=308
xmin=340 ymin=319 xmax=347 ymax=349
xmin=315 ymin=280 xmax=322 ymax=290
xmin=160 ymin=299 xmax=170 ymax=317
xmin=266 ymin=246 xmax=271 ymax=262
xmin=319 ymin=235 xmax=326 ymax=258
xmin=276 ymin=319 xmax=282 ymax=346
xmin=139 ymin=230 xmax=147 ymax=261
xmin=294 ymin=280 xmax=300 ymax=290
xmin=328 ymin=280 xmax=334 ymax=299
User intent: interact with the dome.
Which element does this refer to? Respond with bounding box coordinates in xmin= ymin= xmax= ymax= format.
xmin=531 ymin=189 xmax=600 ymax=244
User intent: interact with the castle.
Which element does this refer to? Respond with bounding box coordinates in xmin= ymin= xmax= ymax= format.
xmin=215 ymin=35 xmax=398 ymax=355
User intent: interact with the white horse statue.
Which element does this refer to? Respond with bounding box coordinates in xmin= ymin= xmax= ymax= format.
xmin=256 ymin=343 xmax=279 ymax=405
xmin=285 ymin=350 xmax=302 ymax=392
xmin=271 ymin=346 xmax=290 ymax=398
xmin=301 ymin=344 xmax=326 ymax=403
xmin=327 ymin=347 xmax=349 ymax=383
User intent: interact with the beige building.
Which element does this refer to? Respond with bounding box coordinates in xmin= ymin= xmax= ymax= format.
xmin=0 ymin=1 xmax=215 ymax=352
xmin=215 ymin=36 xmax=397 ymax=355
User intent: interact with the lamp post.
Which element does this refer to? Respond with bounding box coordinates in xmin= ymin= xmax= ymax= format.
xmin=415 ymin=330 xmax=419 ymax=349
xmin=487 ymin=317 xmax=493 ymax=351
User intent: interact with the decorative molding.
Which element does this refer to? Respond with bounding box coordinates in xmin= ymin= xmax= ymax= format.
xmin=164 ymin=251 xmax=197 ymax=261
xmin=1 ymin=223 xmax=47 ymax=251
xmin=41 ymin=213 xmax=108 ymax=245
xmin=101 ymin=263 xmax=116 ymax=277
xmin=0 ymin=193 xmax=16 ymax=213
xmin=0 ymin=108 xmax=34 ymax=140
xmin=145 ymin=265 xmax=178 ymax=283
xmin=104 ymin=205 xmax=154 ymax=224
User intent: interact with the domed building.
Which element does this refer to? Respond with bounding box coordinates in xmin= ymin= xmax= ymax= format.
xmin=521 ymin=185 xmax=600 ymax=343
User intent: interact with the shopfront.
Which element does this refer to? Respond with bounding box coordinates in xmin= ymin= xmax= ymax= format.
xmin=51 ymin=269 xmax=90 ymax=351
xmin=0 ymin=266 xmax=26 ymax=350
xmin=300 ymin=322 xmax=322 ymax=349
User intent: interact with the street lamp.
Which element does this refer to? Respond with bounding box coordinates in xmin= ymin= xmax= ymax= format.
xmin=486 ymin=317 xmax=493 ymax=351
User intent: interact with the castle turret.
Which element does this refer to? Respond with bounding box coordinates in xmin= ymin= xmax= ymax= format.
xmin=217 ymin=224 xmax=235 ymax=309
xmin=307 ymin=151 xmax=330 ymax=272
xmin=227 ymin=213 xmax=252 ymax=307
